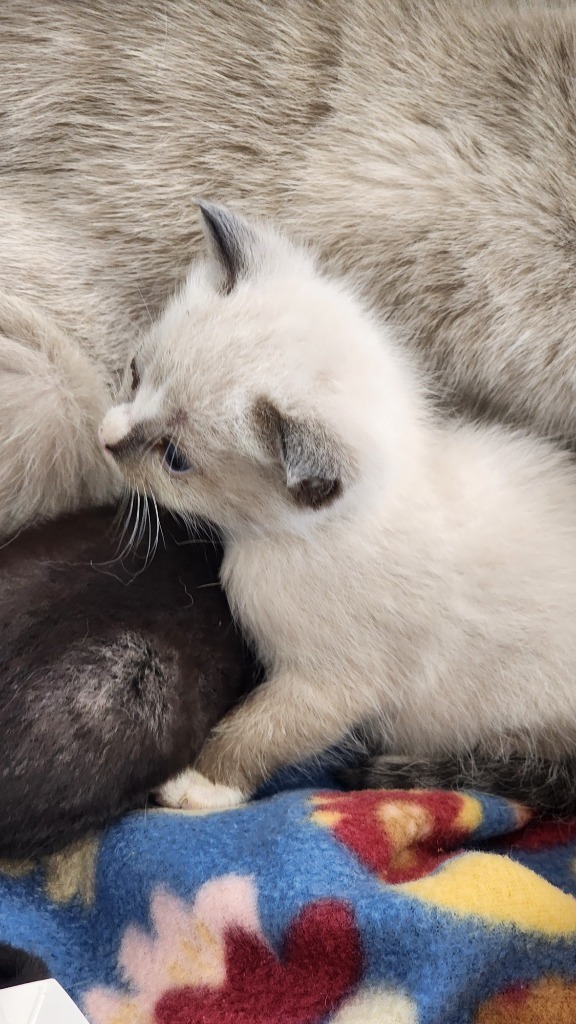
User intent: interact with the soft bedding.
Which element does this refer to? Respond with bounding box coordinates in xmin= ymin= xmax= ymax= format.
xmin=1 ymin=769 xmax=576 ymax=1024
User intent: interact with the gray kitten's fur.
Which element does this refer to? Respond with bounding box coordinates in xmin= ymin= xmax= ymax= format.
xmin=0 ymin=505 xmax=252 ymax=857
xmin=3 ymin=0 xmax=576 ymax=536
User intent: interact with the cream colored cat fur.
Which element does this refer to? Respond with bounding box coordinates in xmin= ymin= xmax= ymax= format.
xmin=100 ymin=204 xmax=576 ymax=812
xmin=3 ymin=0 xmax=576 ymax=536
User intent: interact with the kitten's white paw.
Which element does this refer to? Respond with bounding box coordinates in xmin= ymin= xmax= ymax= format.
xmin=155 ymin=768 xmax=245 ymax=812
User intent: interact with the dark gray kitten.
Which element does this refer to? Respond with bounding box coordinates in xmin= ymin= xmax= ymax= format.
xmin=0 ymin=508 xmax=253 ymax=859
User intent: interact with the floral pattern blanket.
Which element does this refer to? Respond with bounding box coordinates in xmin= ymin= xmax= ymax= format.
xmin=1 ymin=769 xmax=576 ymax=1024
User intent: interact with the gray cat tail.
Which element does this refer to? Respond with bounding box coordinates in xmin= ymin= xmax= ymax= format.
xmin=341 ymin=751 xmax=576 ymax=817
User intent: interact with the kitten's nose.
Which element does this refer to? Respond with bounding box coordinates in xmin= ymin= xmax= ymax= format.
xmin=99 ymin=405 xmax=132 ymax=451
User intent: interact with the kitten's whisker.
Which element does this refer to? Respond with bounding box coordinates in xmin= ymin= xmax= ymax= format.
xmin=88 ymin=484 xmax=142 ymax=569
xmin=130 ymin=491 xmax=143 ymax=552
xmin=151 ymin=493 xmax=164 ymax=555
xmin=114 ymin=488 xmax=141 ymax=564
xmin=112 ymin=490 xmax=129 ymax=535
xmin=139 ymin=494 xmax=150 ymax=554
xmin=114 ymin=489 xmax=135 ymax=557
xmin=116 ymin=485 xmax=133 ymax=522
xmin=144 ymin=495 xmax=152 ymax=566
xmin=122 ymin=494 xmax=164 ymax=579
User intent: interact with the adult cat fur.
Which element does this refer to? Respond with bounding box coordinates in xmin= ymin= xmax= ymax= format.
xmin=0 ymin=507 xmax=252 ymax=858
xmin=3 ymin=0 xmax=576 ymax=535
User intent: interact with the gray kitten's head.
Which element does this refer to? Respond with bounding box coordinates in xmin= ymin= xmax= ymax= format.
xmin=99 ymin=203 xmax=419 ymax=535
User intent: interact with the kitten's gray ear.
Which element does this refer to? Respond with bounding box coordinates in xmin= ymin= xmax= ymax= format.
xmin=196 ymin=200 xmax=258 ymax=295
xmin=254 ymin=398 xmax=352 ymax=510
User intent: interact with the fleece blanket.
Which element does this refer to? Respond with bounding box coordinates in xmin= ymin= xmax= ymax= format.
xmin=1 ymin=766 xmax=576 ymax=1024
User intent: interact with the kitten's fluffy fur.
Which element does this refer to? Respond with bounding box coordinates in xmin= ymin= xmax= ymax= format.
xmin=5 ymin=0 xmax=576 ymax=535
xmin=100 ymin=205 xmax=576 ymax=813
xmin=0 ymin=505 xmax=251 ymax=857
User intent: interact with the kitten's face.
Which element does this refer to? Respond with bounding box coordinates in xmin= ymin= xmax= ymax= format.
xmin=99 ymin=203 xmax=400 ymax=535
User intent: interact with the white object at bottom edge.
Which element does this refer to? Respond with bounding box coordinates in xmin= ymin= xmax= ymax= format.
xmin=0 ymin=980 xmax=89 ymax=1024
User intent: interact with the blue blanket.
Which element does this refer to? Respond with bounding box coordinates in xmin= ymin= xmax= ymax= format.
xmin=2 ymin=769 xmax=576 ymax=1024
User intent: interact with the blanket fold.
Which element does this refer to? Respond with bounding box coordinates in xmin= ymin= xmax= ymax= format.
xmin=1 ymin=779 xmax=576 ymax=1023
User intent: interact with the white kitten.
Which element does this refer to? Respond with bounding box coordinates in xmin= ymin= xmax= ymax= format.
xmin=100 ymin=203 xmax=576 ymax=813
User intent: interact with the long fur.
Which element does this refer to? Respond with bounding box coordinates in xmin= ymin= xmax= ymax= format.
xmin=3 ymin=0 xmax=576 ymax=534
xmin=0 ymin=294 xmax=118 ymax=536
xmin=100 ymin=206 xmax=576 ymax=813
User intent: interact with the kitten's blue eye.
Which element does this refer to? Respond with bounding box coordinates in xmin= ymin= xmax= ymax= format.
xmin=162 ymin=441 xmax=192 ymax=475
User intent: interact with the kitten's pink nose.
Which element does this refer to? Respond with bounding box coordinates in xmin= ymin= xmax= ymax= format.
xmin=99 ymin=406 xmax=132 ymax=450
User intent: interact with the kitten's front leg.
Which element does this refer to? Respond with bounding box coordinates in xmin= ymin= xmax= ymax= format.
xmin=156 ymin=769 xmax=246 ymax=813
xmin=156 ymin=669 xmax=363 ymax=812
